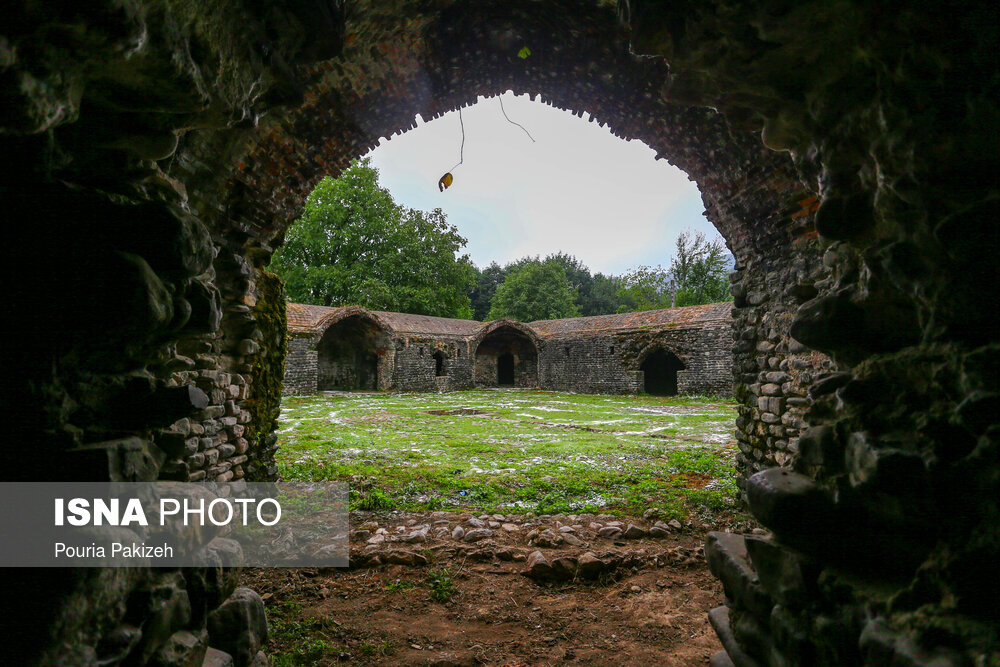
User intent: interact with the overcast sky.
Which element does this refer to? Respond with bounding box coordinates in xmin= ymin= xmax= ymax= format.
xmin=366 ymin=92 xmax=720 ymax=276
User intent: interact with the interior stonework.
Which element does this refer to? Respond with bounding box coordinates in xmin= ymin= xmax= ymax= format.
xmin=3 ymin=1 xmax=997 ymax=665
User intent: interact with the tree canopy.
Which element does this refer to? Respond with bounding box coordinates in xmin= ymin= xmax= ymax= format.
xmin=615 ymin=231 xmax=733 ymax=311
xmin=270 ymin=158 xmax=475 ymax=318
xmin=487 ymin=259 xmax=580 ymax=322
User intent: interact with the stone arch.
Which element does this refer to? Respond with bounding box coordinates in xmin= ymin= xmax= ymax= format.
xmin=315 ymin=310 xmax=392 ymax=391
xmin=5 ymin=1 xmax=997 ymax=665
xmin=472 ymin=320 xmax=539 ymax=387
xmin=639 ymin=347 xmax=686 ymax=396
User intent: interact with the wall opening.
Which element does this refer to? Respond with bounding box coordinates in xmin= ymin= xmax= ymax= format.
xmin=497 ymin=352 xmax=515 ymax=385
xmin=434 ymin=350 xmax=446 ymax=377
xmin=317 ymin=315 xmax=387 ymax=391
xmin=640 ymin=348 xmax=685 ymax=396
xmin=475 ymin=325 xmax=538 ymax=387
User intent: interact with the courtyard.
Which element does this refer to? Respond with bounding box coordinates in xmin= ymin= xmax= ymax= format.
xmin=275 ymin=389 xmax=742 ymax=520
xmin=244 ymin=389 xmax=748 ymax=665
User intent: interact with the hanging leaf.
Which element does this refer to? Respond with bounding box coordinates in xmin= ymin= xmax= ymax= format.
xmin=438 ymin=172 xmax=454 ymax=191
xmin=518 ymin=46 xmax=531 ymax=59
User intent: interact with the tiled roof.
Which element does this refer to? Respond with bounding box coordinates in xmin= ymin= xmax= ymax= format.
xmin=527 ymin=302 xmax=732 ymax=338
xmin=286 ymin=301 xmax=731 ymax=338
xmin=370 ymin=311 xmax=482 ymax=336
xmin=286 ymin=303 xmax=346 ymax=333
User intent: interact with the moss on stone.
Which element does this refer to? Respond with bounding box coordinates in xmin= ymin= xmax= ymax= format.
xmin=245 ymin=269 xmax=287 ymax=480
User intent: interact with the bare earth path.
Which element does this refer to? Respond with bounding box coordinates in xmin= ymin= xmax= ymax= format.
xmin=243 ymin=511 xmax=729 ymax=666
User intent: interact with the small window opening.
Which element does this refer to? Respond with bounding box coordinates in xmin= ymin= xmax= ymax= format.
xmin=564 ymin=347 xmax=570 ymax=358
xmin=609 ymin=346 xmax=615 ymax=354
xmin=419 ymin=346 xmax=424 ymax=357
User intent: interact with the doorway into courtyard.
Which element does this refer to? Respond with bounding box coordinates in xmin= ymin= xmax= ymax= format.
xmin=641 ymin=347 xmax=686 ymax=396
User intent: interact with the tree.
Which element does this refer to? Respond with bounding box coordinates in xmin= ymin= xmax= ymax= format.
xmin=270 ymin=158 xmax=475 ymax=318
xmin=469 ymin=262 xmax=506 ymax=320
xmin=487 ymin=259 xmax=580 ymax=321
xmin=614 ymin=231 xmax=733 ymax=311
xmin=615 ymin=265 xmax=673 ymax=312
xmin=669 ymin=231 xmax=732 ymax=306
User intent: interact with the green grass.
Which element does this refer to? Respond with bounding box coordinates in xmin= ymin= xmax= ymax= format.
xmin=276 ymin=389 xmax=742 ymax=520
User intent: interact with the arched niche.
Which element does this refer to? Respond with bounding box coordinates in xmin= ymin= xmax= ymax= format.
xmin=316 ymin=314 xmax=391 ymax=391
xmin=473 ymin=323 xmax=539 ymax=387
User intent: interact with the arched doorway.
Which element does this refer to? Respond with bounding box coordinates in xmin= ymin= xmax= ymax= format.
xmin=640 ymin=348 xmax=685 ymax=396
xmin=316 ymin=315 xmax=388 ymax=390
xmin=474 ymin=324 xmax=538 ymax=387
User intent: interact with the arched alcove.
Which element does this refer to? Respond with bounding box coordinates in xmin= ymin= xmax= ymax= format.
xmin=316 ymin=314 xmax=389 ymax=391
xmin=640 ymin=347 xmax=686 ymax=396
xmin=474 ymin=323 xmax=539 ymax=387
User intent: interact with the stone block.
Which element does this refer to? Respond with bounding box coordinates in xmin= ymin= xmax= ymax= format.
xmin=705 ymin=532 xmax=773 ymax=617
xmin=708 ymin=606 xmax=762 ymax=667
xmin=744 ymin=535 xmax=821 ymax=609
xmin=207 ymin=588 xmax=268 ymax=667
xmin=201 ymin=648 xmax=234 ymax=667
xmin=746 ymin=469 xmax=837 ymax=554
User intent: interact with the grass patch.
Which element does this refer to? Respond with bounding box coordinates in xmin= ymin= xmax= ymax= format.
xmin=276 ymin=389 xmax=743 ymax=521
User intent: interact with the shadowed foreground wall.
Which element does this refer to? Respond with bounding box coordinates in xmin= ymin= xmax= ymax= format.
xmin=1 ymin=0 xmax=996 ymax=665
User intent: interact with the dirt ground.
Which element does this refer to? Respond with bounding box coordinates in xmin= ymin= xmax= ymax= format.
xmin=243 ymin=510 xmax=727 ymax=666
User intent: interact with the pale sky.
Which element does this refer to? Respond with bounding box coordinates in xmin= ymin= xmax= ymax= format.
xmin=366 ymin=92 xmax=720 ymax=276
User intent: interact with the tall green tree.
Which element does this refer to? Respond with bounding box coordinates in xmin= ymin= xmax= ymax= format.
xmin=469 ymin=261 xmax=506 ymax=320
xmin=270 ymin=158 xmax=475 ymax=318
xmin=615 ymin=231 xmax=733 ymax=311
xmin=615 ymin=265 xmax=674 ymax=312
xmin=487 ymin=259 xmax=580 ymax=321
xmin=669 ymin=231 xmax=732 ymax=306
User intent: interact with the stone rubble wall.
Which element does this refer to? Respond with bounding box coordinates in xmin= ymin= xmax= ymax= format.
xmin=281 ymin=315 xmax=735 ymax=397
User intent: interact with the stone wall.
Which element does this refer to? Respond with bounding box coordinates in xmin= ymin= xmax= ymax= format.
xmin=537 ymin=319 xmax=733 ymax=396
xmin=284 ymin=335 xmax=319 ymax=395
xmin=282 ymin=305 xmax=734 ymax=397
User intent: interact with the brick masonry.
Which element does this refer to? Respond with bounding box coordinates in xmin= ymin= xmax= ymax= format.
xmin=283 ymin=302 xmax=734 ymax=397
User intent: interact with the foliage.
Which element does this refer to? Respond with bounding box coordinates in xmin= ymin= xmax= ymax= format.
xmin=669 ymin=231 xmax=732 ymax=306
xmin=426 ymin=568 xmax=457 ymax=602
xmin=616 ymin=231 xmax=733 ymax=311
xmin=487 ymin=258 xmax=580 ymax=321
xmin=469 ymin=261 xmax=506 ymax=320
xmin=352 ymin=488 xmax=396 ymax=512
xmin=615 ymin=265 xmax=674 ymax=312
xmin=270 ymin=158 xmax=476 ymax=318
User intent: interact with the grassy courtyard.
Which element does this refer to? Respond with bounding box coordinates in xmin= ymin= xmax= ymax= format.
xmin=276 ymin=389 xmax=742 ymax=522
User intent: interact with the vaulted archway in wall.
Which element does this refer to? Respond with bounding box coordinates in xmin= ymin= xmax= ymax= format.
xmin=316 ymin=314 xmax=390 ymax=391
xmin=474 ymin=324 xmax=539 ymax=388
xmin=640 ymin=347 xmax=686 ymax=396
xmin=6 ymin=0 xmax=996 ymax=664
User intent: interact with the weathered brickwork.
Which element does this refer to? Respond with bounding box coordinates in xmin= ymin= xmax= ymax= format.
xmin=284 ymin=302 xmax=734 ymax=397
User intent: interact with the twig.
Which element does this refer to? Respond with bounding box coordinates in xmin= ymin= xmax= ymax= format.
xmin=499 ymin=95 xmax=536 ymax=143
xmin=449 ymin=108 xmax=465 ymax=172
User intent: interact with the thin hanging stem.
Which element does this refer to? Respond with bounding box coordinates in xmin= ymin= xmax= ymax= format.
xmin=499 ymin=95 xmax=536 ymax=143
xmin=449 ymin=108 xmax=465 ymax=172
